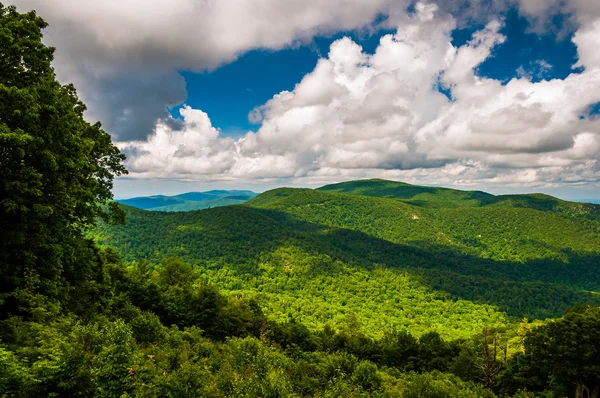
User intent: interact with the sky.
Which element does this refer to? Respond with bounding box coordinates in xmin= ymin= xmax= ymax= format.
xmin=10 ymin=0 xmax=600 ymax=200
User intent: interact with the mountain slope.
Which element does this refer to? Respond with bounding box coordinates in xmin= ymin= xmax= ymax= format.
xmin=318 ymin=179 xmax=600 ymax=220
xmin=94 ymin=180 xmax=600 ymax=337
xmin=92 ymin=204 xmax=512 ymax=337
xmin=318 ymin=179 xmax=492 ymax=208
xmin=247 ymin=188 xmax=600 ymax=290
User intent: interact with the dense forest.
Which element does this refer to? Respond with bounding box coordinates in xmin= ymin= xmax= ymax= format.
xmin=92 ymin=184 xmax=600 ymax=335
xmin=2 ymin=4 xmax=600 ymax=397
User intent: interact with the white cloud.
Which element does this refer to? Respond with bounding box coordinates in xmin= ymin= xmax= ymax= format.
xmin=117 ymin=2 xmax=600 ymax=189
xmin=15 ymin=0 xmax=405 ymax=70
xmin=9 ymin=0 xmax=600 ymax=189
xmin=11 ymin=0 xmax=407 ymax=140
xmin=573 ymin=18 xmax=600 ymax=69
xmin=517 ymin=0 xmax=600 ymax=36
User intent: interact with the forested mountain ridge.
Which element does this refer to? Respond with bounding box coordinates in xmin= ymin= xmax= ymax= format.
xmin=93 ymin=180 xmax=600 ymax=337
xmin=248 ymin=184 xmax=600 ymax=266
xmin=317 ymin=179 xmax=493 ymax=208
xmin=317 ymin=179 xmax=600 ymax=219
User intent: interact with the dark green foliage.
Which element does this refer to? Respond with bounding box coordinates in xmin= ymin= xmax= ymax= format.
xmin=94 ymin=184 xmax=600 ymax=324
xmin=398 ymin=372 xmax=496 ymax=398
xmin=0 ymin=3 xmax=126 ymax=317
xmin=108 ymin=257 xmax=265 ymax=340
xmin=0 ymin=244 xmax=596 ymax=397
xmin=501 ymin=305 xmax=600 ymax=398
xmin=129 ymin=310 xmax=168 ymax=345
xmin=352 ymin=361 xmax=383 ymax=392
xmin=418 ymin=332 xmax=458 ymax=372
xmin=0 ymin=251 xmax=533 ymax=397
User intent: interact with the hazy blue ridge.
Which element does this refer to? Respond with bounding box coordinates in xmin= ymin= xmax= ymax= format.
xmin=117 ymin=190 xmax=258 ymax=211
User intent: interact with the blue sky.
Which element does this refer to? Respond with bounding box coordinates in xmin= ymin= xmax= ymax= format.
xmin=174 ymin=10 xmax=581 ymax=138
xmin=170 ymin=30 xmax=393 ymax=136
xmin=16 ymin=0 xmax=600 ymax=199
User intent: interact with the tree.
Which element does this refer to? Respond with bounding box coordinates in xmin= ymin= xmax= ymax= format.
xmin=0 ymin=3 xmax=127 ymax=317
xmin=505 ymin=305 xmax=600 ymax=398
xmin=477 ymin=326 xmax=504 ymax=389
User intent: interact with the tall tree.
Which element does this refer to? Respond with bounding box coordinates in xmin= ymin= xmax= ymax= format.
xmin=0 ymin=3 xmax=127 ymax=317
xmin=512 ymin=305 xmax=600 ymax=398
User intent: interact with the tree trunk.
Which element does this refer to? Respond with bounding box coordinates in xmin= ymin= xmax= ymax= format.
xmin=576 ymin=383 xmax=583 ymax=398
xmin=590 ymin=385 xmax=599 ymax=398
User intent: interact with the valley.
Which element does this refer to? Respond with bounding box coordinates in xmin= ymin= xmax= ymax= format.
xmin=94 ymin=179 xmax=600 ymax=339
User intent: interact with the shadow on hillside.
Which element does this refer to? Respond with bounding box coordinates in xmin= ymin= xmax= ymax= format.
xmin=319 ymin=180 xmax=491 ymax=201
xmin=251 ymin=208 xmax=600 ymax=319
xmin=98 ymin=205 xmax=600 ymax=320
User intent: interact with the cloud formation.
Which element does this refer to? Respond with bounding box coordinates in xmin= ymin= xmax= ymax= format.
xmin=10 ymin=0 xmax=600 ymax=189
xmin=118 ymin=2 xmax=600 ymax=188
xmin=13 ymin=0 xmax=406 ymax=140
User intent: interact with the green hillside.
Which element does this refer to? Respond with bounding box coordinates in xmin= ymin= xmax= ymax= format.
xmin=318 ymin=179 xmax=492 ymax=208
xmin=318 ymin=179 xmax=600 ymax=219
xmin=93 ymin=180 xmax=600 ymax=339
xmin=249 ymin=187 xmax=600 ymax=275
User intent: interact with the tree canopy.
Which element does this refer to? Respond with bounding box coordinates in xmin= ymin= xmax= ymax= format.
xmin=0 ymin=3 xmax=127 ymax=317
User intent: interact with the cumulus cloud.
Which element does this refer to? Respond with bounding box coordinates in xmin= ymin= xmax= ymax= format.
xmin=9 ymin=0 xmax=554 ymax=142
xmin=117 ymin=2 xmax=600 ymax=188
xmin=9 ymin=0 xmax=600 ymax=189
xmin=11 ymin=0 xmax=408 ymax=140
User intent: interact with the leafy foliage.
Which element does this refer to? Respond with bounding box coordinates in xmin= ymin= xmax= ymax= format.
xmin=500 ymin=305 xmax=600 ymax=397
xmin=0 ymin=3 xmax=126 ymax=317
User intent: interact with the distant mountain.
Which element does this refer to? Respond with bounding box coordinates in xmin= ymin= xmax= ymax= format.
xmin=151 ymin=195 xmax=256 ymax=212
xmin=116 ymin=195 xmax=186 ymax=210
xmin=172 ymin=192 xmax=220 ymax=202
xmin=203 ymin=190 xmax=257 ymax=198
xmin=116 ymin=190 xmax=258 ymax=211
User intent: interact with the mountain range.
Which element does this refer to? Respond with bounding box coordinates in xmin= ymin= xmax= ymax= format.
xmin=93 ymin=179 xmax=600 ymax=339
xmin=116 ymin=189 xmax=258 ymax=212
